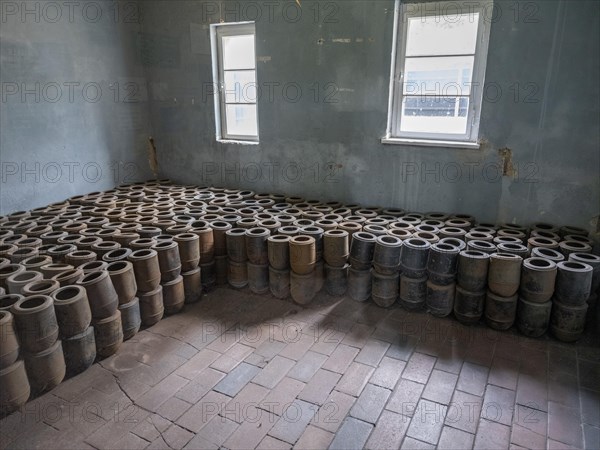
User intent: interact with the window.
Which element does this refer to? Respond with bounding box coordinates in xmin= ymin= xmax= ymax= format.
xmin=210 ymin=22 xmax=259 ymax=143
xmin=384 ymin=1 xmax=492 ymax=148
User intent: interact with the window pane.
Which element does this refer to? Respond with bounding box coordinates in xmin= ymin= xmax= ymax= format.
xmin=222 ymin=35 xmax=255 ymax=70
xmin=225 ymin=104 xmax=258 ymax=136
xmin=400 ymin=96 xmax=469 ymax=134
xmin=224 ymin=70 xmax=257 ymax=103
xmin=405 ymin=13 xmax=479 ymax=56
xmin=403 ymin=56 xmax=474 ymax=96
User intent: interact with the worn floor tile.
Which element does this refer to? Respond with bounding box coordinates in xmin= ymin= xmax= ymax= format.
xmin=257 ymin=435 xmax=291 ymax=450
xmin=156 ymin=396 xmax=192 ymax=422
xmin=136 ymin=373 xmax=189 ymax=413
xmin=370 ymin=356 xmax=406 ymax=389
xmin=311 ymin=390 xmax=356 ymax=433
xmin=456 ymin=362 xmax=489 ymax=397
xmin=422 ymin=369 xmax=458 ymax=405
xmin=578 ymin=359 xmax=600 ymax=392
xmin=225 ymin=382 xmax=270 ymax=424
xmin=516 ymin=371 xmax=548 ymax=412
xmin=445 ymin=390 xmax=482 ymax=434
xmin=336 ymin=362 xmax=375 ymax=397
xmin=294 ymin=425 xmax=334 ymax=450
xmin=354 ymin=339 xmax=390 ymax=367
xmin=488 ymin=356 xmax=520 ymax=390
xmin=329 ymin=417 xmax=373 ymax=450
xmin=437 ymin=426 xmax=475 ymax=449
xmin=386 ymin=378 xmax=425 ymax=418
xmin=511 ymin=423 xmax=546 ymax=449
xmin=400 ymin=436 xmax=436 ymax=449
xmin=262 ymin=377 xmax=306 ymax=417
xmin=513 ymin=404 xmax=547 ymax=437
xmin=175 ymin=349 xmax=221 ymax=380
xmin=583 ymin=424 xmax=600 ymax=450
xmin=402 ymin=352 xmax=437 ymax=384
xmin=365 ymin=410 xmax=410 ymax=449
xmin=349 ymin=383 xmax=391 ymax=424
xmin=297 ymin=369 xmax=341 ymax=406
xmin=321 ymin=344 xmax=359 ymax=374
xmin=342 ymin=322 xmax=375 ymax=348
xmin=406 ymin=399 xmax=447 ymax=445
xmin=482 ymin=384 xmax=516 ymax=426
xmin=287 ymin=351 xmax=328 ymax=382
xmin=175 ymin=367 xmax=225 ymax=404
xmin=473 ymin=418 xmax=511 ymax=450
xmin=386 ymin=334 xmax=419 ymax=361
xmin=253 ymin=355 xmax=296 ymax=389
xmin=268 ymin=399 xmax=317 ymax=444
xmin=176 ymin=390 xmax=230 ymax=433
xmin=548 ymin=402 xmax=583 ymax=448
xmin=223 ymin=408 xmax=277 ymax=450
xmin=581 ymin=389 xmax=600 ymax=427
xmin=162 ymin=424 xmax=194 ymax=449
xmin=213 ymin=362 xmax=261 ymax=397
xmin=210 ymin=343 xmax=254 ymax=373
xmin=186 ymin=414 xmax=238 ymax=448
xmin=278 ymin=333 xmax=316 ymax=361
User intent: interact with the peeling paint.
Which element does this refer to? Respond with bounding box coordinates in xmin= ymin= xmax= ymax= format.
xmin=499 ymin=148 xmax=517 ymax=178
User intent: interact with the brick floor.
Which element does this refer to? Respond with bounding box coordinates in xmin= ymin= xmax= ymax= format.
xmin=2 ymin=286 xmax=598 ymax=449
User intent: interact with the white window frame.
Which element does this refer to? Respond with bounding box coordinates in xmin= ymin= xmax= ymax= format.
xmin=210 ymin=21 xmax=259 ymax=144
xmin=383 ymin=0 xmax=493 ymax=149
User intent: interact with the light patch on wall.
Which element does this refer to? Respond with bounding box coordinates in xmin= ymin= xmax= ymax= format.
xmin=190 ymin=23 xmax=211 ymax=55
xmin=356 ymin=38 xmax=364 ymax=43
xmin=258 ymin=56 xmax=272 ymax=63
xmin=332 ymin=38 xmax=352 ymax=43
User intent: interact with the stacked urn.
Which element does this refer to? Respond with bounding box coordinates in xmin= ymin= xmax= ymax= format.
xmin=76 ymin=269 xmax=123 ymax=358
xmin=1 ymin=180 xmax=600 ymax=417
xmin=323 ymin=229 xmax=350 ymax=297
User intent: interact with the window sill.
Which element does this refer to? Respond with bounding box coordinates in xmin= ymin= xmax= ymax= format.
xmin=381 ymin=137 xmax=480 ymax=149
xmin=217 ymin=139 xmax=259 ymax=146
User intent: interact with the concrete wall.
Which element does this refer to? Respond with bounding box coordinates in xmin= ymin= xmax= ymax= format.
xmin=0 ymin=1 xmax=153 ymax=215
xmin=140 ymin=0 xmax=599 ymax=229
xmin=2 ymin=0 xmax=598 ymax=231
